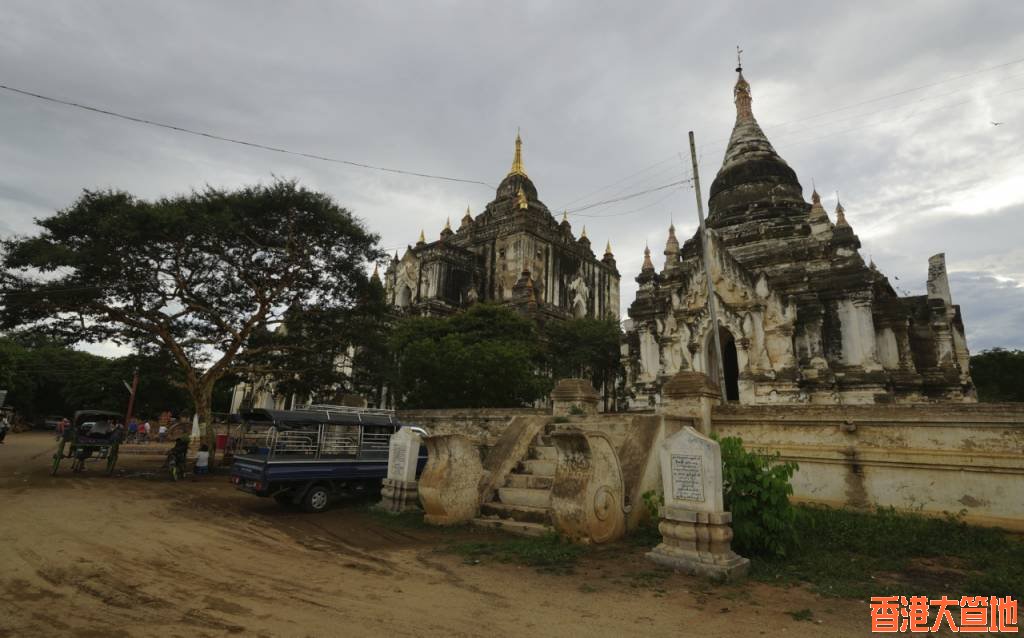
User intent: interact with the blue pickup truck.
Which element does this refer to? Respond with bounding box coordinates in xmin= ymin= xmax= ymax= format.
xmin=229 ymin=406 xmax=427 ymax=512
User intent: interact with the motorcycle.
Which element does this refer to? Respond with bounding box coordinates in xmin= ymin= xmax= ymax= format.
xmin=165 ymin=438 xmax=189 ymax=481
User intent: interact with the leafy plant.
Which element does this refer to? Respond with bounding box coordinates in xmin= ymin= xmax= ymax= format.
xmin=718 ymin=436 xmax=798 ymax=557
xmin=568 ymin=404 xmax=587 ymax=416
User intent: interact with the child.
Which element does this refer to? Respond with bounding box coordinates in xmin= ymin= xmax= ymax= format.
xmin=194 ymin=444 xmax=210 ymax=476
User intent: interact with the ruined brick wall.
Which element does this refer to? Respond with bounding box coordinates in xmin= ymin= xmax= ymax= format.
xmin=712 ymin=403 xmax=1024 ymax=530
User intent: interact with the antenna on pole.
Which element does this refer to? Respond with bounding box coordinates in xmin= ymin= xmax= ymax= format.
xmin=736 ymin=45 xmax=744 ymax=72
xmin=689 ymin=131 xmax=727 ymax=403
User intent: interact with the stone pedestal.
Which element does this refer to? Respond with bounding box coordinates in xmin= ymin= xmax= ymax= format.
xmin=657 ymin=371 xmax=720 ymax=434
xmin=646 ymin=425 xmax=749 ymax=580
xmin=551 ymin=378 xmax=601 ymax=416
xmin=377 ymin=427 xmax=422 ymax=513
xmin=379 ymin=478 xmax=419 ymax=513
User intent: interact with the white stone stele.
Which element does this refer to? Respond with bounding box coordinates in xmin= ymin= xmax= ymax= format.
xmin=647 ymin=426 xmax=749 ymax=580
xmin=379 ymin=427 xmax=422 ymax=513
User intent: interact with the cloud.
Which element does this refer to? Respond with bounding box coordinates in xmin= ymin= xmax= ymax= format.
xmin=1 ymin=0 xmax=1022 ymax=351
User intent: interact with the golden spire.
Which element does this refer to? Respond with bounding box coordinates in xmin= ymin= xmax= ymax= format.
xmin=509 ymin=128 xmax=527 ymax=177
xmin=444 ymin=217 xmax=451 ymax=230
xmin=371 ymin=263 xmax=380 ymax=279
xmin=604 ymin=240 xmax=613 ymax=255
xmin=516 ymin=185 xmax=528 ymax=209
xmin=417 ymin=229 xmax=425 ymax=244
xmin=581 ymin=225 xmax=588 ymax=239
xmin=562 ymin=210 xmax=568 ymax=222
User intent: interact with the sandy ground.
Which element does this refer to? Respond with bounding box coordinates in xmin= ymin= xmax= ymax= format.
xmin=0 ymin=431 xmax=872 ymax=637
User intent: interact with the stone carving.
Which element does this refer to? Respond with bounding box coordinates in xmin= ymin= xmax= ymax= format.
xmin=418 ymin=434 xmax=484 ymax=525
xmin=379 ymin=427 xmax=423 ymax=513
xmin=549 ymin=429 xmax=626 ymax=544
xmin=647 ymin=426 xmax=748 ymax=579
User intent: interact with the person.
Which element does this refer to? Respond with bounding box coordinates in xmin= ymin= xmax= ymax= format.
xmin=157 ymin=423 xmax=168 ymax=443
xmin=194 ymin=443 xmax=210 ymax=477
xmin=139 ymin=421 xmax=150 ymax=444
xmin=127 ymin=420 xmax=138 ymax=443
xmin=56 ymin=417 xmax=69 ymax=441
xmin=0 ymin=414 xmax=10 ymax=444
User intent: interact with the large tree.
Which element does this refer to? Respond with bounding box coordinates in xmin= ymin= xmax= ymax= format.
xmin=1 ymin=180 xmax=381 ymax=456
xmin=543 ymin=317 xmax=623 ymax=410
xmin=970 ymin=348 xmax=1024 ymax=402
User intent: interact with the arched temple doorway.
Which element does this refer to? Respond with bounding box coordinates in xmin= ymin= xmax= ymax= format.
xmin=397 ymin=285 xmax=412 ymax=308
xmin=707 ymin=326 xmax=741 ymax=402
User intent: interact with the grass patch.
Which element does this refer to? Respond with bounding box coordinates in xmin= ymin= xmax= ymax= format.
xmin=785 ymin=608 xmax=813 ymax=622
xmin=361 ymin=505 xmax=435 ymax=530
xmin=751 ymin=505 xmax=1024 ymax=599
xmin=444 ymin=532 xmax=586 ymax=574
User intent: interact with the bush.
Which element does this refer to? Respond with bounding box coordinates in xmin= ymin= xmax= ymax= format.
xmin=718 ymin=436 xmax=799 ymax=557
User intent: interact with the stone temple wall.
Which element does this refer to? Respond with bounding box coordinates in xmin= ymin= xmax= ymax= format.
xmin=712 ymin=403 xmax=1024 ymax=531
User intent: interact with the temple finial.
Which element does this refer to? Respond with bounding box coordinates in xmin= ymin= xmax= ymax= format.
xmin=562 ymin=210 xmax=568 ymax=222
xmin=605 ymin=240 xmax=613 ymax=255
xmin=736 ymin=45 xmax=743 ymax=72
xmin=417 ymin=229 xmax=425 ymax=244
xmin=734 ymin=55 xmax=753 ymax=121
xmin=444 ymin=217 xmax=451 ymax=230
xmin=835 ymin=192 xmax=849 ymax=227
xmin=509 ymin=129 xmax=527 ymax=177
xmin=641 ymin=244 xmax=654 ymax=271
xmin=581 ymin=225 xmax=587 ymax=239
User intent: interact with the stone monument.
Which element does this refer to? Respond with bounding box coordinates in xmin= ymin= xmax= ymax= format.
xmin=550 ymin=378 xmax=601 ymax=416
xmin=378 ymin=427 xmax=422 ymax=513
xmin=646 ymin=426 xmax=749 ymax=580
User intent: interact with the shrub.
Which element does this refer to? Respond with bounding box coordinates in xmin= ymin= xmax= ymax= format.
xmin=718 ymin=436 xmax=799 ymax=557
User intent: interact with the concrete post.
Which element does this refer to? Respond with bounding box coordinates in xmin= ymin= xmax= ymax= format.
xmin=657 ymin=371 xmax=721 ymax=435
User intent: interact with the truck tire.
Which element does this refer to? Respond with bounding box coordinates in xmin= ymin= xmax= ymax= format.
xmin=302 ymin=485 xmax=330 ymax=513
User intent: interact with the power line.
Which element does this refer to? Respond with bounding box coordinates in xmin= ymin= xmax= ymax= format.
xmin=566 ymin=179 xmax=692 ymax=214
xmin=0 ymin=83 xmax=494 ymax=189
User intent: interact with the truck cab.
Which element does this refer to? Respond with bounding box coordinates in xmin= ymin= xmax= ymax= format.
xmin=229 ymin=406 xmax=427 ymax=512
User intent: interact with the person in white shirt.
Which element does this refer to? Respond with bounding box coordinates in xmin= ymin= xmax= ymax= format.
xmin=157 ymin=424 xmax=168 ymax=443
xmin=194 ymin=444 xmax=210 ymax=477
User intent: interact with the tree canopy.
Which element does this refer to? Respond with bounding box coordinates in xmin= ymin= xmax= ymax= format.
xmin=970 ymin=348 xmax=1024 ymax=402
xmin=388 ymin=304 xmax=549 ymax=408
xmin=1 ymin=179 xmax=382 ymax=452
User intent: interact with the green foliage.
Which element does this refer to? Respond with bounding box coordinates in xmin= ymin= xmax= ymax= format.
xmin=542 ymin=317 xmax=622 ymax=396
xmin=641 ymin=489 xmax=663 ymax=519
xmin=1 ymin=179 xmax=381 ymax=434
xmin=718 ymin=436 xmax=799 ymax=558
xmin=445 ymin=532 xmax=585 ymax=573
xmin=971 ymin=348 xmax=1024 ymax=402
xmin=753 ymin=505 xmax=1024 ymax=598
xmin=785 ymin=609 xmax=813 ymax=622
xmin=0 ymin=335 xmax=190 ymax=421
xmin=388 ymin=304 xmax=548 ymax=408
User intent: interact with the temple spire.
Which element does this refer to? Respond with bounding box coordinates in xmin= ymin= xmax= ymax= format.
xmin=509 ymin=128 xmax=527 ymax=177
xmin=835 ymin=196 xmax=849 ymax=227
xmin=641 ymin=244 xmax=654 ymax=272
xmin=417 ymin=229 xmax=426 ymax=245
xmin=734 ymin=66 xmax=753 ymax=121
xmin=604 ymin=240 xmax=613 ymax=255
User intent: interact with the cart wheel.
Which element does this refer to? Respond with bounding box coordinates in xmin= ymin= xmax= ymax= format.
xmin=50 ymin=455 xmax=61 ymax=476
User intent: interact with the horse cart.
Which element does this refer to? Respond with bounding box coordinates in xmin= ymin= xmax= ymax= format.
xmin=51 ymin=410 xmax=124 ymax=475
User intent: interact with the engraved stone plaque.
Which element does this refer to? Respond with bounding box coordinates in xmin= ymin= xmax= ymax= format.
xmin=670 ymin=454 xmax=705 ymax=502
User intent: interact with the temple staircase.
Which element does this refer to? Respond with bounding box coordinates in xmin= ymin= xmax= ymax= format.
xmin=473 ymin=432 xmax=556 ymax=537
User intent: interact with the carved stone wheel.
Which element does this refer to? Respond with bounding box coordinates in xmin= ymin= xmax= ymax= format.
xmin=584 ymin=438 xmax=625 ymax=544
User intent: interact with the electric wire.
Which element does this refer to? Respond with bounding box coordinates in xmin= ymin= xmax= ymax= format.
xmin=0 ymin=83 xmax=494 ymax=189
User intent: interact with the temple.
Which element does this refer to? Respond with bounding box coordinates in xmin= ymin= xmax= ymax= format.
xmin=623 ymin=67 xmax=974 ymax=405
xmin=384 ymin=132 xmax=621 ymax=321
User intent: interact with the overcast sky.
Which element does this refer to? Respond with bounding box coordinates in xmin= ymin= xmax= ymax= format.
xmin=2 ymin=0 xmax=1022 ymax=356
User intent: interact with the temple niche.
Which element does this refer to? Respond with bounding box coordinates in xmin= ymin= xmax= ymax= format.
xmin=623 ymin=67 xmax=974 ymax=406
xmin=385 ymin=133 xmax=620 ymax=322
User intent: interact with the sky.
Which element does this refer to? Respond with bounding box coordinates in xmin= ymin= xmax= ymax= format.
xmin=1 ymin=0 xmax=1023 ymax=356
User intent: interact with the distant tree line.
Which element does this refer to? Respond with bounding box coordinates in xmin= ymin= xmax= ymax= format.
xmin=971 ymin=348 xmax=1024 ymax=402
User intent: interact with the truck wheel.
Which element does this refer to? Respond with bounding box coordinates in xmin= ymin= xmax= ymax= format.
xmin=302 ymin=485 xmax=330 ymax=513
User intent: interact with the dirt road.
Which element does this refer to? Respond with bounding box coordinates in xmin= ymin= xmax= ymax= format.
xmin=0 ymin=431 xmax=869 ymax=637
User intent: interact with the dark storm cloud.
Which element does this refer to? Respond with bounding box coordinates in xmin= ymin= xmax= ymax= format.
xmin=2 ymin=0 xmax=1023 ymax=353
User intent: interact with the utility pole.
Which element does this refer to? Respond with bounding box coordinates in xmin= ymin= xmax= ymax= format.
xmin=124 ymin=366 xmax=140 ymax=425
xmin=689 ymin=131 xmax=726 ymax=400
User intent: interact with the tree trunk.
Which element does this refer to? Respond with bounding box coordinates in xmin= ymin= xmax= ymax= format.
xmin=191 ymin=382 xmax=217 ymax=467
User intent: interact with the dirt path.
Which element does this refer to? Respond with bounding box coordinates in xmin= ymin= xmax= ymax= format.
xmin=0 ymin=432 xmax=870 ymax=637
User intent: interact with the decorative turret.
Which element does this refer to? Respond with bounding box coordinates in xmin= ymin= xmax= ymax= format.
xmin=708 ymin=65 xmax=803 ymax=226
xmin=560 ymin=210 xmax=572 ymax=234
xmin=511 ymin=267 xmax=538 ymax=317
xmin=440 ymin=217 xmax=454 ymax=240
xmin=578 ymin=225 xmax=591 ymax=251
xmin=460 ymin=205 xmax=473 ymax=229
xmin=835 ymin=198 xmax=849 ymax=228
xmin=663 ymin=224 xmax=680 ymax=271
xmin=602 ymin=240 xmax=617 ymax=270
xmin=637 ymin=244 xmax=656 ymax=284
xmin=808 ymin=189 xmax=832 ymax=237
xmin=416 ymin=229 xmax=426 ymax=246
xmin=516 ymin=186 xmax=529 ymax=210
xmin=370 ymin=263 xmax=381 ymax=285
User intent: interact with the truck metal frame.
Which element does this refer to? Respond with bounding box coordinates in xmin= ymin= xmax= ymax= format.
xmin=229 ymin=406 xmax=427 ymax=512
